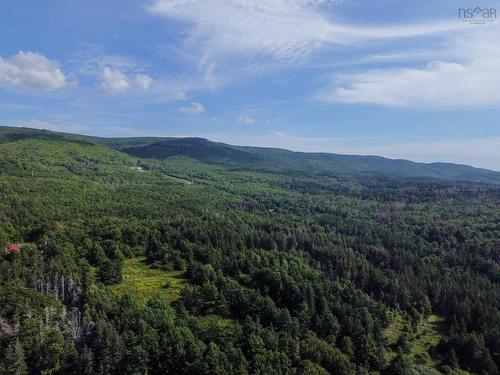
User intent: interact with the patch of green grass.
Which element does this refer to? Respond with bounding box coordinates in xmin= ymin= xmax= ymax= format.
xmin=409 ymin=318 xmax=472 ymax=374
xmin=384 ymin=311 xmax=407 ymax=346
xmin=409 ymin=314 xmax=443 ymax=369
xmin=408 ymin=315 xmax=469 ymax=374
xmin=384 ymin=314 xmax=472 ymax=375
xmin=109 ymin=257 xmax=187 ymax=306
xmin=383 ymin=311 xmax=409 ymax=363
xmin=189 ymin=314 xmax=235 ymax=333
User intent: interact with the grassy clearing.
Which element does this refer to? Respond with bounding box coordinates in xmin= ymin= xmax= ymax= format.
xmin=384 ymin=314 xmax=471 ymax=375
xmin=383 ymin=313 xmax=441 ymax=370
xmin=409 ymin=315 xmax=470 ymax=374
xmin=411 ymin=315 xmax=442 ymax=360
xmin=384 ymin=311 xmax=407 ymax=346
xmin=408 ymin=314 xmax=443 ymax=371
xmin=383 ymin=311 xmax=409 ymax=364
xmin=109 ymin=257 xmax=187 ymax=306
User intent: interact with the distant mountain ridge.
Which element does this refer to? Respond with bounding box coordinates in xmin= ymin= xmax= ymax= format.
xmin=1 ymin=125 xmax=500 ymax=184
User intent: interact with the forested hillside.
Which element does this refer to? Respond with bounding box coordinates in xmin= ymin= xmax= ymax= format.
xmin=3 ymin=127 xmax=500 ymax=184
xmin=113 ymin=138 xmax=500 ymax=184
xmin=0 ymin=127 xmax=499 ymax=374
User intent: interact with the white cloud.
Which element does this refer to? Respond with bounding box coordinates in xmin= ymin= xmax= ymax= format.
xmin=135 ymin=74 xmax=153 ymax=90
xmin=238 ymin=115 xmax=256 ymax=125
xmin=76 ymin=52 xmax=141 ymax=75
xmin=173 ymin=91 xmax=188 ymax=100
xmin=99 ymin=67 xmax=153 ymax=93
xmin=0 ymin=51 xmax=66 ymax=91
xmin=316 ymin=25 xmax=500 ymax=107
xmin=317 ymin=59 xmax=500 ymax=108
xmin=71 ymin=48 xmax=154 ymax=94
xmin=147 ymin=0 xmax=500 ymax=108
xmin=148 ymin=0 xmax=331 ymax=63
xmin=179 ymin=101 xmax=205 ymax=115
xmin=100 ymin=67 xmax=131 ymax=93
xmin=147 ymin=0 xmax=461 ymax=83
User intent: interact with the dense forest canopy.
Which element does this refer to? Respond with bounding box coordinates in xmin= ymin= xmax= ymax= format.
xmin=0 ymin=127 xmax=499 ymax=375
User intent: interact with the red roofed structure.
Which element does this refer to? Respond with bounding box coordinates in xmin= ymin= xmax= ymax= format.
xmin=5 ymin=244 xmax=20 ymax=252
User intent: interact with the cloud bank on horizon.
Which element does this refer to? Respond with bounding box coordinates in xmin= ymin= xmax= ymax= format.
xmin=0 ymin=0 xmax=499 ymax=169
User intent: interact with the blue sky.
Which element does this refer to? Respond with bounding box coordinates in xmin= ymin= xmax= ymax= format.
xmin=1 ymin=0 xmax=500 ymax=170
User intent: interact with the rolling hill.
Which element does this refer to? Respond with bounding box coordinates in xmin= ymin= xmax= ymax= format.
xmin=1 ymin=125 xmax=500 ymax=184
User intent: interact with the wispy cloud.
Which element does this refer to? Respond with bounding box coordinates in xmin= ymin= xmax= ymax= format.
xmin=100 ymin=67 xmax=153 ymax=93
xmin=71 ymin=46 xmax=154 ymax=94
xmin=134 ymin=74 xmax=153 ymax=90
xmin=75 ymin=51 xmax=144 ymax=75
xmin=147 ymin=0 xmax=461 ymax=86
xmin=100 ymin=67 xmax=130 ymax=93
xmin=316 ymin=24 xmax=500 ymax=107
xmin=238 ymin=115 xmax=256 ymax=125
xmin=179 ymin=102 xmax=205 ymax=115
xmin=145 ymin=1 xmax=500 ymax=110
xmin=0 ymin=51 xmax=66 ymax=91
